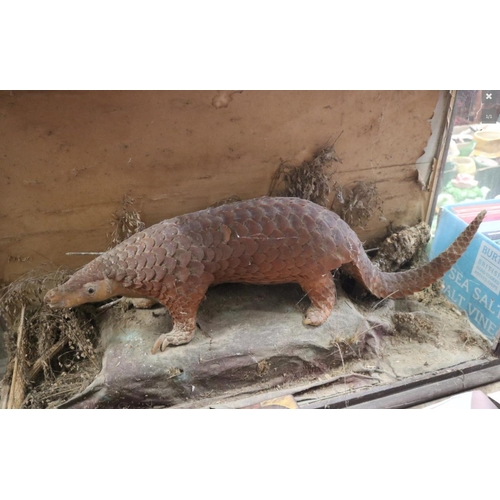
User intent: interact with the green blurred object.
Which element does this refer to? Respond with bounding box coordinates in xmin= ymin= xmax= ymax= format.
xmin=474 ymin=156 xmax=499 ymax=169
xmin=442 ymin=182 xmax=483 ymax=202
xmin=457 ymin=140 xmax=476 ymax=156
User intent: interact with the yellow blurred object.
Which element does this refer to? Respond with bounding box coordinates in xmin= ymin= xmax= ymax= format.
xmin=473 ymin=130 xmax=500 ymax=158
xmin=243 ymin=395 xmax=299 ymax=409
xmin=453 ymin=156 xmax=476 ymax=174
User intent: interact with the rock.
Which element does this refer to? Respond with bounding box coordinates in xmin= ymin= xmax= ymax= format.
xmin=60 ymin=283 xmax=378 ymax=408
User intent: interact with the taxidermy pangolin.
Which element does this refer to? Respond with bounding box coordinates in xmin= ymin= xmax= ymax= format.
xmin=44 ymin=197 xmax=485 ymax=354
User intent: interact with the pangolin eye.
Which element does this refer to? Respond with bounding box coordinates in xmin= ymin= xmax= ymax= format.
xmin=87 ymin=286 xmax=96 ymax=294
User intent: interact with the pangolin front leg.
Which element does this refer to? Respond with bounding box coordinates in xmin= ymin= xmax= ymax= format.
xmin=151 ymin=289 xmax=208 ymax=354
xmin=299 ymin=274 xmax=337 ymax=326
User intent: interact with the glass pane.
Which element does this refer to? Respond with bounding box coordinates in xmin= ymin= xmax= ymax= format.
xmin=436 ymin=90 xmax=500 ymax=212
xmin=430 ymin=90 xmax=500 ymax=342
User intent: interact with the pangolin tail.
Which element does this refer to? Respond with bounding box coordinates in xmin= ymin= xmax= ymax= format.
xmin=343 ymin=210 xmax=486 ymax=299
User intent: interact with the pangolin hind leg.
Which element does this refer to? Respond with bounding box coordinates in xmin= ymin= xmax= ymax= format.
xmin=299 ymin=273 xmax=337 ymax=326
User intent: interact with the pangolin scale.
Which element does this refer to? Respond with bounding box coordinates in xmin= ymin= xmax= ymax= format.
xmin=44 ymin=197 xmax=486 ymax=354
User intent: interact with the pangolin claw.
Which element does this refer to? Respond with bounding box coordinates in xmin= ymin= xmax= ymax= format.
xmin=152 ymin=334 xmax=170 ymax=354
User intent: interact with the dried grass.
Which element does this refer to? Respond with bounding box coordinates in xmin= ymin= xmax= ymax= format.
xmin=331 ymin=181 xmax=382 ymax=228
xmin=372 ymin=221 xmax=431 ymax=273
xmin=269 ymin=144 xmax=341 ymax=207
xmin=23 ymin=358 xmax=98 ymax=409
xmin=269 ymin=142 xmax=382 ymax=229
xmin=0 ymin=267 xmax=71 ymax=328
xmin=108 ymin=195 xmax=145 ymax=248
xmin=0 ymin=268 xmax=99 ymax=408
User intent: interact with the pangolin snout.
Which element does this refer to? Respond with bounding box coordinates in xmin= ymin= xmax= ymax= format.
xmin=44 ymin=288 xmax=63 ymax=308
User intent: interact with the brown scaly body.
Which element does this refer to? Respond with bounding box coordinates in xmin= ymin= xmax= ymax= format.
xmin=44 ymin=197 xmax=486 ymax=354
